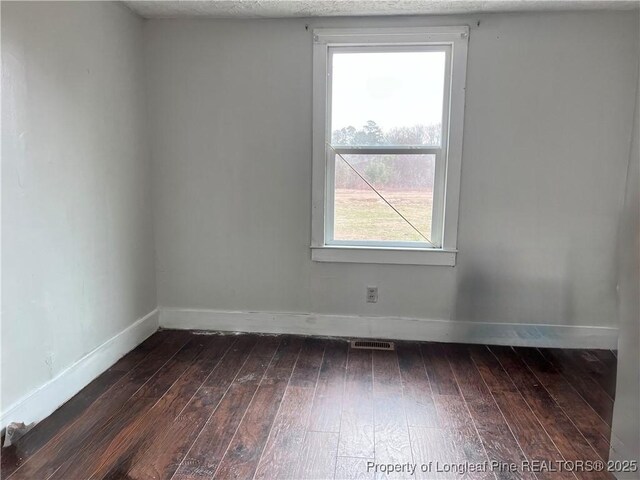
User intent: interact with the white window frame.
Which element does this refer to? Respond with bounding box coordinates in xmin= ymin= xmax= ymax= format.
xmin=311 ymin=26 xmax=469 ymax=266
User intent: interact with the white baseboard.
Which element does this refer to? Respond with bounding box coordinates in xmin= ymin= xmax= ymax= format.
xmin=0 ymin=309 xmax=159 ymax=430
xmin=159 ymin=308 xmax=618 ymax=349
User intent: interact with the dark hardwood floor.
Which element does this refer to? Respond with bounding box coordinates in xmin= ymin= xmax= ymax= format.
xmin=1 ymin=331 xmax=617 ymax=480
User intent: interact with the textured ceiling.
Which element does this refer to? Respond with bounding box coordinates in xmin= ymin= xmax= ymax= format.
xmin=125 ymin=0 xmax=639 ymax=18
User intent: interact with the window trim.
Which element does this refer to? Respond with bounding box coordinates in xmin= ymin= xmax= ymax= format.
xmin=311 ymin=26 xmax=469 ymax=266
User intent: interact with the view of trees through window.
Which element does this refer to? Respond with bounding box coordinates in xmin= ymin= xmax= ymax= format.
xmin=332 ymin=121 xmax=439 ymax=243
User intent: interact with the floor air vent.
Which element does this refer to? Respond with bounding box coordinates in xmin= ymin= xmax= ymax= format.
xmin=350 ymin=340 xmax=395 ymax=351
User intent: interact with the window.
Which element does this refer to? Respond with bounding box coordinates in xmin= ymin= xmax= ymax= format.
xmin=311 ymin=27 xmax=468 ymax=266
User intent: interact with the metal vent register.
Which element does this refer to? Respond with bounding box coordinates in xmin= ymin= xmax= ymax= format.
xmin=350 ymin=340 xmax=395 ymax=351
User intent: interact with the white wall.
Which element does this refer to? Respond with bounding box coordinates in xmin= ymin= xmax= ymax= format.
xmin=146 ymin=12 xmax=638 ymax=330
xmin=1 ymin=2 xmax=156 ymax=417
xmin=610 ymin=55 xmax=639 ymax=477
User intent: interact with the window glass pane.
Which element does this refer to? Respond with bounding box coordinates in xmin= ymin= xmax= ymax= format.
xmin=333 ymin=154 xmax=436 ymax=242
xmin=331 ymin=51 xmax=446 ymax=147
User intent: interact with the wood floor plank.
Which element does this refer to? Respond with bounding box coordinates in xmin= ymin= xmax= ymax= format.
xmin=432 ymin=394 xmax=494 ymax=480
xmin=337 ymin=348 xmax=374 ymax=458
xmin=467 ymin=346 xmax=536 ymax=479
xmin=470 ymin=345 xmax=573 ymax=480
xmin=254 ymin=338 xmax=325 ymax=480
xmin=588 ymin=350 xmax=617 ymax=372
xmin=288 ymin=338 xmax=326 ymax=388
xmin=464 ymin=396 xmax=537 ymax=480
xmin=296 ymin=431 xmax=339 ymax=480
xmin=0 ymin=331 xmax=170 ymax=479
xmin=434 ymin=345 xmax=535 ymax=479
xmin=409 ymin=426 xmax=459 ymax=480
xmin=514 ymin=347 xmax=612 ymax=461
xmin=492 ymin=392 xmax=575 ymax=480
xmin=561 ymin=349 xmax=616 ymax=400
xmin=1 ymin=372 xmax=119 ymax=475
xmin=99 ymin=335 xmax=259 ymax=480
xmin=335 ymin=457 xmax=375 ymax=480
xmin=439 ymin=344 xmax=504 ymax=479
xmin=442 ymin=344 xmax=491 ymax=398
xmin=176 ymin=384 xmax=257 ymax=480
xmin=396 ymin=342 xmax=437 ymax=428
xmin=49 ymin=335 xmax=215 ymax=480
xmin=308 ymin=339 xmax=348 ymax=433
xmin=372 ymin=349 xmax=413 ymax=479
xmin=109 ymin=330 xmax=176 ymax=374
xmin=83 ymin=334 xmax=236 ymax=479
xmin=468 ymin=345 xmax=519 ymax=395
xmin=7 ymin=331 xmax=193 ymax=480
xmin=587 ymin=349 xmax=618 ymax=398
xmin=212 ymin=336 xmax=303 ymax=479
xmin=539 ymin=349 xmax=614 ymax=426
xmin=490 ymin=347 xmax=613 ymax=480
xmin=253 ymin=386 xmax=316 ymax=480
xmin=169 ymin=336 xmax=281 ymax=480
xmin=421 ymin=343 xmax=460 ymax=396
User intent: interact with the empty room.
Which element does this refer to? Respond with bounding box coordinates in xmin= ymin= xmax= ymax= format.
xmin=2 ymin=1 xmax=639 ymax=479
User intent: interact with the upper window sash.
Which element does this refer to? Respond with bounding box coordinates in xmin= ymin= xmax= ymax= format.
xmin=327 ymin=43 xmax=452 ymax=150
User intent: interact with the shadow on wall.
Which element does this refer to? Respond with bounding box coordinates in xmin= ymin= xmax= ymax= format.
xmin=453 ymin=250 xmax=577 ymax=333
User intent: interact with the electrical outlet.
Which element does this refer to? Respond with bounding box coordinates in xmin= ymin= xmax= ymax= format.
xmin=366 ymin=286 xmax=378 ymax=303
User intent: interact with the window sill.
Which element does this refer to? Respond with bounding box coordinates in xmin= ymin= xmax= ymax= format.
xmin=311 ymin=246 xmax=457 ymax=266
